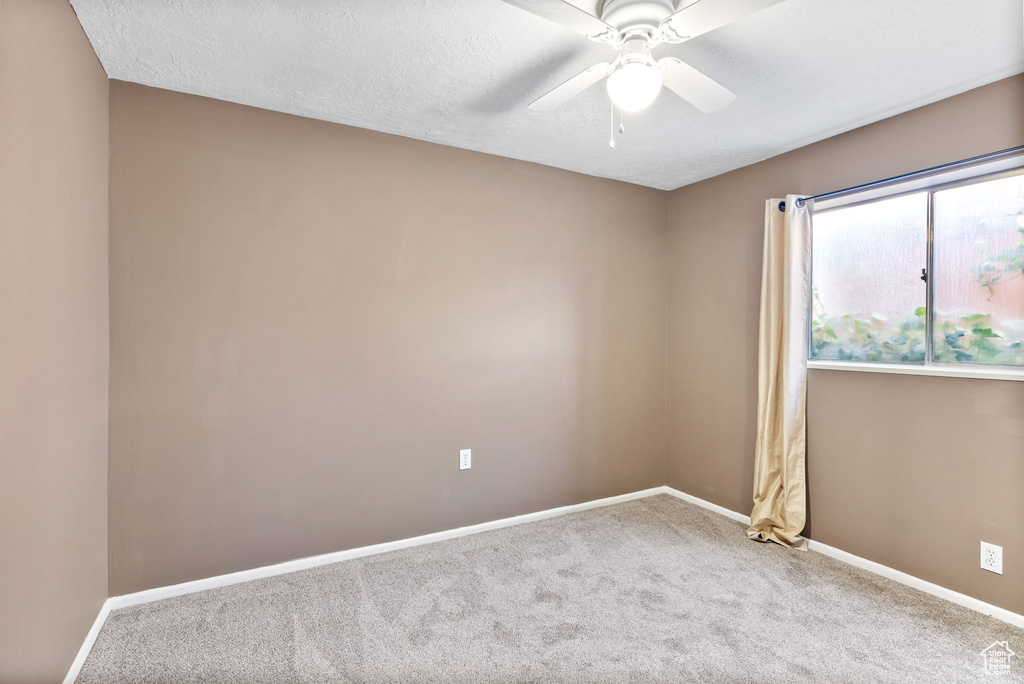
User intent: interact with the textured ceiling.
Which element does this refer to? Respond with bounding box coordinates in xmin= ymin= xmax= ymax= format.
xmin=71 ymin=0 xmax=1024 ymax=190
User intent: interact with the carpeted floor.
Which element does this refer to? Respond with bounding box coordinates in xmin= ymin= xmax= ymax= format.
xmin=78 ymin=494 xmax=1023 ymax=683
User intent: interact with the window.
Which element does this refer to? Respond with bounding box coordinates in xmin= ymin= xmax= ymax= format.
xmin=810 ymin=156 xmax=1024 ymax=375
xmin=932 ymin=175 xmax=1024 ymax=366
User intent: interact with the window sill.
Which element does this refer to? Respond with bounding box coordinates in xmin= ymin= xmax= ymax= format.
xmin=807 ymin=360 xmax=1024 ymax=382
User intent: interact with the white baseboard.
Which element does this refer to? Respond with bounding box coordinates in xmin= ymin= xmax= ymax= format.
xmin=660 ymin=486 xmax=752 ymax=525
xmin=65 ymin=484 xmax=1024 ymax=681
xmin=63 ymin=599 xmax=112 ymax=684
xmin=805 ymin=538 xmax=1024 ymax=630
xmin=659 ymin=486 xmax=1024 ymax=631
xmin=64 ymin=486 xmax=662 ymax=682
xmin=105 ymin=487 xmax=663 ymax=611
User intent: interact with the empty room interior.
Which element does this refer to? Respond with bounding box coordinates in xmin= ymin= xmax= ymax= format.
xmin=3 ymin=0 xmax=1024 ymax=681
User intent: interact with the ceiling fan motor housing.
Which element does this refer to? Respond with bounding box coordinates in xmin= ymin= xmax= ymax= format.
xmin=600 ymin=0 xmax=676 ymax=34
xmin=618 ymin=36 xmax=655 ymax=67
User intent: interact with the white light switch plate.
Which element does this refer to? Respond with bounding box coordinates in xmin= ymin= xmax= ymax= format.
xmin=459 ymin=449 xmax=471 ymax=470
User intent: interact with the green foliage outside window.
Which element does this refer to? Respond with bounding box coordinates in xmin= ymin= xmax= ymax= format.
xmin=811 ymin=298 xmax=927 ymax=364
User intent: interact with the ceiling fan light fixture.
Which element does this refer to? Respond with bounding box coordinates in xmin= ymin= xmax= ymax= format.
xmin=606 ymin=61 xmax=663 ymax=112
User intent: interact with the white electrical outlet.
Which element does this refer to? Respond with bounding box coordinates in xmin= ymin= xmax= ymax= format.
xmin=981 ymin=542 xmax=1003 ymax=574
xmin=459 ymin=449 xmax=471 ymax=471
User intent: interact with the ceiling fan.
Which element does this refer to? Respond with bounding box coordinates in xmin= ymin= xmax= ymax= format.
xmin=499 ymin=0 xmax=783 ymax=114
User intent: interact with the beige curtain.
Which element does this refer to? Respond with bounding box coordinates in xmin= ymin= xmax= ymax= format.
xmin=747 ymin=196 xmax=812 ymax=550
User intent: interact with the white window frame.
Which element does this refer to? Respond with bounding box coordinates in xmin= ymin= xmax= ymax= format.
xmin=807 ymin=150 xmax=1024 ymax=382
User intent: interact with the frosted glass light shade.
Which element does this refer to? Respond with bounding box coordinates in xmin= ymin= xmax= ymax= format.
xmin=606 ymin=62 xmax=662 ymax=112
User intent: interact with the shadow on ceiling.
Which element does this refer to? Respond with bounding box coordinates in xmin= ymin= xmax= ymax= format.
xmin=464 ymin=48 xmax=584 ymax=115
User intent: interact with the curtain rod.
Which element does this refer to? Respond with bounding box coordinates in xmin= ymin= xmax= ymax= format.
xmin=778 ymin=145 xmax=1024 ymax=212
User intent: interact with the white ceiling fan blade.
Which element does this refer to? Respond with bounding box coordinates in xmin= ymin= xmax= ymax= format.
xmin=663 ymin=0 xmax=784 ymax=41
xmin=658 ymin=58 xmax=736 ymax=113
xmin=498 ymin=0 xmax=617 ymax=40
xmin=529 ymin=63 xmax=613 ymax=111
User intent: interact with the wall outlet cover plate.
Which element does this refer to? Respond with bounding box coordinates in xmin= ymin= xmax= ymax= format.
xmin=981 ymin=541 xmax=1003 ymax=575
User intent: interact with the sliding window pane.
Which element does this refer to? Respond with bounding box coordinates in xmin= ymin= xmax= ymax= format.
xmin=933 ymin=173 xmax=1024 ymax=366
xmin=811 ymin=193 xmax=927 ymax=363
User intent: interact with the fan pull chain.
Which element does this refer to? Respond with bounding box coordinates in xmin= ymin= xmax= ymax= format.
xmin=609 ymin=102 xmax=625 ymax=149
xmin=609 ymin=98 xmax=616 ymax=149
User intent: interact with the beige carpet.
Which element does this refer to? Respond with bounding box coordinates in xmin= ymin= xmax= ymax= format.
xmin=78 ymin=494 xmax=1023 ymax=683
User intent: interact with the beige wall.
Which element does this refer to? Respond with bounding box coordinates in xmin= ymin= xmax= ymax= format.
xmin=107 ymin=82 xmax=668 ymax=595
xmin=667 ymin=74 xmax=1024 ymax=614
xmin=0 ymin=0 xmax=110 ymax=680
